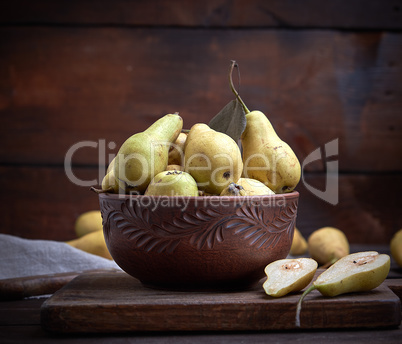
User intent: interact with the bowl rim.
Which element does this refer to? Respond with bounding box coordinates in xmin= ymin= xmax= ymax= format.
xmin=98 ymin=191 xmax=299 ymax=210
xmin=98 ymin=190 xmax=299 ymax=200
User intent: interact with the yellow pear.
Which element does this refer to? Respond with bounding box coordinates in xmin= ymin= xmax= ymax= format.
xmin=114 ymin=114 xmax=183 ymax=194
xmin=220 ymin=178 xmax=274 ymax=196
xmin=168 ymin=132 xmax=187 ymax=166
xmin=227 ymin=61 xmax=300 ymax=194
xmin=220 ymin=182 xmax=247 ymax=196
xmin=236 ymin=178 xmax=275 ymax=195
xmin=144 ymin=170 xmax=198 ymax=197
xmin=312 ymin=251 xmax=390 ymax=296
xmin=66 ymin=230 xmax=112 ymax=260
xmin=184 ymin=123 xmax=243 ymax=195
xmin=166 ymin=164 xmax=184 ymax=171
xmin=106 ymin=157 xmax=116 ymax=174
xmin=290 ymin=228 xmax=308 ymax=256
xmin=263 ymin=258 xmax=317 ymax=297
xmin=390 ymin=229 xmax=402 ymax=267
xmin=296 ymin=251 xmax=390 ymax=327
xmin=74 ymin=210 xmax=103 ymax=238
xmin=308 ymin=227 xmax=349 ymax=266
xmin=101 ymin=170 xmax=123 ymax=193
xmin=184 ymin=123 xmax=210 ymax=149
xmin=241 ymin=111 xmax=301 ymax=193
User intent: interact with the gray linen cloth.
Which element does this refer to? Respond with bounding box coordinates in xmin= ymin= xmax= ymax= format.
xmin=0 ymin=234 xmax=120 ymax=280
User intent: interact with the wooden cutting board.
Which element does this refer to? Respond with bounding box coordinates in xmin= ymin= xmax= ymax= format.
xmin=40 ymin=270 xmax=401 ymax=333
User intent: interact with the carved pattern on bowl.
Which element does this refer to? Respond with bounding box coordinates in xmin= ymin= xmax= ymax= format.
xmin=100 ymin=197 xmax=297 ymax=254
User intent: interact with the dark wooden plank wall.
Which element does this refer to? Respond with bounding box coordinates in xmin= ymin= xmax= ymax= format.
xmin=0 ymin=1 xmax=401 ymax=244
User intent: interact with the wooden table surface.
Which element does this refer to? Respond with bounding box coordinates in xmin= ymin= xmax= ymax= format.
xmin=1 ymin=245 xmax=401 ymax=343
xmin=1 ymin=277 xmax=402 ymax=342
xmin=0 ymin=294 xmax=401 ymax=344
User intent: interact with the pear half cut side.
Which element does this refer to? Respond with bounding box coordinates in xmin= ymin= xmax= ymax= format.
xmin=263 ymin=258 xmax=318 ymax=298
xmin=313 ymin=251 xmax=390 ymax=297
xmin=295 ymin=251 xmax=390 ymax=327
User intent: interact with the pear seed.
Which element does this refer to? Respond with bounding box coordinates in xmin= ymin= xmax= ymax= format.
xmin=282 ymin=261 xmax=301 ymax=270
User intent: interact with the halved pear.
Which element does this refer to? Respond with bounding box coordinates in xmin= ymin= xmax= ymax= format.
xmin=296 ymin=251 xmax=390 ymax=327
xmin=263 ymin=258 xmax=318 ymax=297
xmin=312 ymin=251 xmax=390 ymax=297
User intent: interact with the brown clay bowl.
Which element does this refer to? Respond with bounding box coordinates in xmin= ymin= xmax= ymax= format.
xmin=99 ymin=191 xmax=299 ymax=291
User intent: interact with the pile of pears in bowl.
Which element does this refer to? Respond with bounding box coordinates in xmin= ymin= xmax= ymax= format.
xmin=94 ymin=62 xmax=302 ymax=291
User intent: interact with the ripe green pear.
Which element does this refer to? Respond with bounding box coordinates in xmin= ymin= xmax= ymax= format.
xmin=184 ymin=123 xmax=243 ymax=195
xmin=74 ymin=210 xmax=103 ymax=238
xmin=296 ymin=251 xmax=390 ymax=327
xmin=166 ymin=164 xmax=184 ymax=171
xmin=144 ymin=170 xmax=198 ymax=197
xmin=308 ymin=227 xmax=349 ymax=266
xmin=101 ymin=170 xmax=125 ymax=194
xmin=390 ymin=229 xmax=402 ymax=267
xmin=220 ymin=178 xmax=274 ymax=196
xmin=237 ymin=178 xmax=275 ymax=195
xmin=241 ymin=111 xmax=301 ymax=193
xmin=66 ymin=230 xmax=112 ymax=260
xmin=290 ymin=228 xmax=308 ymax=256
xmin=106 ymin=157 xmax=116 ymax=174
xmin=114 ymin=114 xmax=183 ymax=194
xmin=313 ymin=251 xmax=390 ymax=296
xmin=263 ymin=258 xmax=317 ymax=297
xmin=168 ymin=132 xmax=187 ymax=166
xmin=220 ymin=182 xmax=247 ymax=196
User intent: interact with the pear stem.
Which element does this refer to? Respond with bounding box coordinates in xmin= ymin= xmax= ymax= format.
xmin=295 ymin=284 xmax=316 ymax=328
xmin=229 ymin=60 xmax=250 ymax=114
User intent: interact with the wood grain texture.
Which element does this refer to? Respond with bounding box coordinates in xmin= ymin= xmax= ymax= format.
xmin=0 ymin=166 xmax=99 ymax=241
xmin=0 ymin=165 xmax=400 ymax=244
xmin=385 ymin=278 xmax=402 ymax=302
xmin=1 ymin=2 xmax=401 ymax=247
xmin=2 ymin=291 xmax=402 ymax=342
xmin=40 ymin=270 xmax=401 ymax=333
xmin=0 ymin=27 xmax=401 ymax=171
xmin=0 ymin=272 xmax=81 ymax=301
xmin=0 ymin=0 xmax=401 ymax=29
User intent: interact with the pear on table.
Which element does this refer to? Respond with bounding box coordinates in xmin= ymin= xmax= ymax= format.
xmin=289 ymin=228 xmax=308 ymax=256
xmin=390 ymin=229 xmax=402 ymax=267
xmin=311 ymin=251 xmax=390 ymax=297
xmin=296 ymin=251 xmax=391 ymax=327
xmin=308 ymin=227 xmax=349 ymax=266
xmin=263 ymin=258 xmax=318 ymax=297
xmin=74 ymin=210 xmax=103 ymax=238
